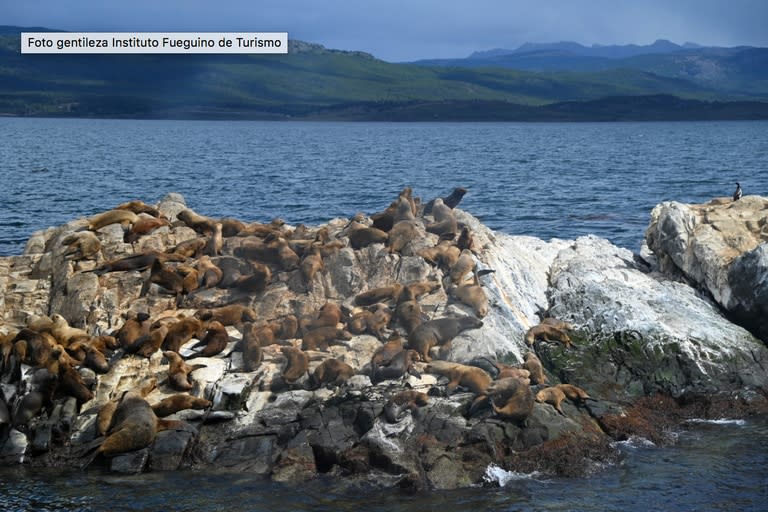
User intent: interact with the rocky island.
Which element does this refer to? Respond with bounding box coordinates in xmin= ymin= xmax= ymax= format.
xmin=1 ymin=189 xmax=766 ymax=490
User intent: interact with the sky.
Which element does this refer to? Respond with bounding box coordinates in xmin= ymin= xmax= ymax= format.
xmin=3 ymin=0 xmax=767 ymax=61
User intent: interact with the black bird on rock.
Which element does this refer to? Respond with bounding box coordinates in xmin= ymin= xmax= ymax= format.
xmin=733 ymin=182 xmax=742 ymax=201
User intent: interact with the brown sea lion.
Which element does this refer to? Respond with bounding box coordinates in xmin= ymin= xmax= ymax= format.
xmin=203 ymin=222 xmax=223 ymax=257
xmin=306 ymin=302 xmax=344 ymax=331
xmin=383 ymin=390 xmax=429 ymax=423
xmin=523 ymin=351 xmax=548 ymax=385
xmin=177 ymin=264 xmax=201 ymax=295
xmin=115 ymin=312 xmax=151 ymax=350
xmin=140 ymin=259 xmax=185 ymax=305
xmin=541 ymin=317 xmax=576 ymax=332
xmin=195 ymin=305 xmax=257 ymax=327
xmin=163 ymin=316 xmax=207 ymax=353
xmin=371 ymin=349 xmax=421 ymax=384
xmin=448 ymin=282 xmax=490 ymax=318
xmin=241 ymin=324 xmax=264 ymax=372
xmin=300 ymin=245 xmax=324 ymax=288
xmin=168 ymin=238 xmax=206 ymax=259
xmin=61 ymin=231 xmax=102 ymax=260
xmin=309 ymin=358 xmax=355 ymax=389
xmin=556 ymin=383 xmax=596 ymax=404
xmin=387 ymin=220 xmax=419 ymax=254
xmin=227 ymin=261 xmax=272 ymax=293
xmin=524 ymin=324 xmax=573 ymax=348
xmin=94 ymin=250 xmax=186 ymax=275
xmin=456 ymin=226 xmax=475 ymax=253
xmin=125 ymin=324 xmax=169 ymax=358
xmin=96 ymin=400 xmax=119 ymax=437
xmin=189 ymin=321 xmax=229 ymax=358
xmin=98 ymin=391 xmax=185 ymax=457
xmin=280 ymin=346 xmax=310 ymax=383
xmin=423 ymin=187 xmax=467 ymax=215
xmin=301 ymin=326 xmax=352 ymax=351
xmin=349 ymin=304 xmax=392 ymax=340
xmin=163 ymin=350 xmax=205 ymax=391
xmin=427 ymin=361 xmax=492 ymax=395
xmin=86 ymin=209 xmax=139 ymax=231
xmin=11 ymin=328 xmax=57 ymax=366
xmin=405 ymin=279 xmax=442 ymax=300
xmin=418 ymin=239 xmax=461 ymax=269
xmin=426 ymin=198 xmax=458 ymax=237
xmin=50 ymin=314 xmax=90 ymax=347
xmin=219 ymin=218 xmax=246 ymax=237
xmin=449 ymin=249 xmax=476 ymax=284
xmin=408 ymin=316 xmax=484 ymax=362
xmin=354 ymin=284 xmax=404 ymax=306
xmin=496 ymin=366 xmax=531 ymax=385
xmin=196 ymin=255 xmax=223 ymax=289
xmin=177 ymin=209 xmax=217 ymax=235
xmin=488 ymin=377 xmax=534 ymax=423
xmin=151 ymin=394 xmax=211 ymax=417
xmin=83 ymin=345 xmax=110 ymax=374
xmin=535 ymin=386 xmax=567 ymax=416
xmin=124 ymin=216 xmax=170 ymax=244
xmin=59 ymin=363 xmax=94 ymax=405
xmin=370 ymin=334 xmax=405 ymax=369
xmin=345 ymin=214 xmax=389 ymax=249
xmin=394 ymin=291 xmax=425 ymax=335
xmin=115 ymin=200 xmax=160 ymax=217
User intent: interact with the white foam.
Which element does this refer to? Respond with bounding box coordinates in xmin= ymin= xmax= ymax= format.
xmin=685 ymin=418 xmax=746 ymax=426
xmin=482 ymin=464 xmax=542 ymax=487
xmin=611 ymin=435 xmax=656 ymax=449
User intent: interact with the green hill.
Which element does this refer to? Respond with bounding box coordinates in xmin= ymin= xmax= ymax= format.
xmin=0 ymin=29 xmax=766 ymax=120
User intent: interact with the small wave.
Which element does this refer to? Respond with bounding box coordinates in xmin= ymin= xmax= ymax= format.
xmin=685 ymin=418 xmax=746 ymax=426
xmin=611 ymin=436 xmax=656 ymax=449
xmin=482 ymin=464 xmax=543 ymax=487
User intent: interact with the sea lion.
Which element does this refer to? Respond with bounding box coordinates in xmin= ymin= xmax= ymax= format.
xmin=301 ymin=326 xmax=352 ymax=351
xmin=276 ymin=315 xmax=299 ymax=340
xmin=394 ymin=291 xmax=425 ymax=335
xmin=13 ymin=391 xmax=45 ymax=427
xmin=556 ymin=383 xmax=596 ymax=404
xmin=349 ymin=304 xmax=392 ymax=340
xmin=306 ymin=303 xmax=344 ymax=331
xmin=168 ymin=238 xmax=206 ymax=259
xmin=195 ymin=305 xmax=257 ymax=327
xmin=405 ymin=279 xmax=442 ymax=300
xmin=195 ymin=255 xmax=223 ymax=289
xmin=96 ymin=400 xmax=118 ymax=437
xmin=151 ymin=394 xmax=211 ymax=417
xmin=384 ymin=390 xmax=429 ymax=423
xmin=427 ymin=361 xmax=492 ymax=395
xmin=115 ymin=200 xmax=160 ymax=217
xmin=177 ymin=264 xmax=201 ymax=295
xmin=59 ymin=363 xmax=94 ymax=405
xmin=241 ymin=323 xmax=265 ymax=372
xmin=226 ymin=261 xmax=272 ymax=293
xmin=163 ymin=350 xmax=205 ymax=391
xmin=354 ymin=284 xmax=404 ymax=306
xmin=524 ymin=324 xmax=573 ymax=348
xmin=418 ymin=239 xmax=461 ymax=269
xmin=140 ymin=259 xmax=185 ymax=306
xmin=449 ymin=249 xmax=476 ymax=284
xmin=408 ymin=316 xmax=484 ymax=362
xmin=125 ymin=324 xmax=169 ymax=358
xmin=448 ymin=282 xmax=489 ymax=317
xmin=535 ymin=386 xmax=567 ymax=416
xmin=50 ymin=314 xmax=90 ymax=347
xmin=86 ymin=209 xmax=139 ymax=231
xmin=371 ymin=349 xmax=421 ymax=384
xmin=456 ymin=226 xmax=475 ymax=253
xmin=387 ymin=220 xmax=419 ymax=254
xmin=163 ymin=316 xmax=207 ymax=353
xmin=203 ymin=222 xmax=223 ymax=257
xmin=280 ymin=346 xmax=309 ymax=383
xmin=308 ymin=358 xmax=355 ymax=389
xmin=488 ymin=377 xmax=534 ymax=423
xmin=541 ymin=317 xmax=576 ymax=332
xmin=345 ymin=214 xmax=389 ymax=249
xmin=98 ymin=391 xmax=186 ymax=457
xmin=115 ymin=312 xmax=151 ymax=350
xmin=300 ymin=245 xmax=324 ymax=288
xmin=11 ymin=328 xmax=58 ymax=366
xmin=177 ymin=209 xmax=217 ymax=235
xmin=94 ymin=250 xmax=185 ymax=275
xmin=523 ymin=351 xmax=548 ymax=385
xmin=61 ymin=231 xmax=102 ymax=260
xmin=370 ymin=334 xmax=405 ymax=369
xmin=426 ymin=198 xmax=458 ymax=237
xmin=124 ymin=216 xmax=170 ymax=244
xmin=219 ymin=218 xmax=247 ymax=237
xmin=189 ymin=321 xmax=229 ymax=358
xmin=83 ymin=345 xmax=110 ymax=374
xmin=496 ymin=365 xmax=531 ymax=385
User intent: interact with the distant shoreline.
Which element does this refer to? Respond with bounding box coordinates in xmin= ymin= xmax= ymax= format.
xmin=3 ymin=95 xmax=768 ymax=122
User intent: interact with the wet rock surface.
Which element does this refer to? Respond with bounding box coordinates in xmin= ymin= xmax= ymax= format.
xmin=0 ymin=191 xmax=766 ymax=490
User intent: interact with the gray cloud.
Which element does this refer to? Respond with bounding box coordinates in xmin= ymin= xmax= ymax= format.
xmin=2 ymin=0 xmax=766 ymax=61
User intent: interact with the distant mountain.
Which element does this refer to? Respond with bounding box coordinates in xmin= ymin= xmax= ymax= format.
xmin=0 ymin=27 xmax=766 ymax=120
xmin=467 ymin=39 xmax=697 ymax=60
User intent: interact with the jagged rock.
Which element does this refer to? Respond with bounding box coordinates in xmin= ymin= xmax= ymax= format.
xmin=1 ymin=192 xmax=767 ymax=490
xmin=646 ymin=197 xmax=768 ymax=340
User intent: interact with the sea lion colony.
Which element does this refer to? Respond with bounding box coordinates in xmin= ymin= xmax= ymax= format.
xmin=0 ymin=187 xmax=591 ymax=465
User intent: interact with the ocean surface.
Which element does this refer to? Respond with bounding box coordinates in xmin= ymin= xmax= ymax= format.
xmin=1 ymin=118 xmax=767 ymax=256
xmin=1 ymin=118 xmax=768 ymax=510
